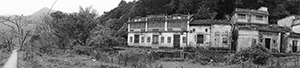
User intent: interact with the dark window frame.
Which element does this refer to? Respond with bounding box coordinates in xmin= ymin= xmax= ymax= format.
xmin=238 ymin=14 xmax=246 ymax=19
xmin=161 ymin=36 xmax=164 ymax=43
xmin=167 ymin=37 xmax=172 ymax=43
xmin=134 ymin=35 xmax=140 ymax=43
xmin=196 ymin=34 xmax=204 ymax=44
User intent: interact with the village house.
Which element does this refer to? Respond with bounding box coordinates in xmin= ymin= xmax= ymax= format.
xmin=127 ymin=7 xmax=300 ymax=53
xmin=230 ymin=6 xmax=292 ymax=52
xmin=231 ymin=7 xmax=269 ymax=51
xmin=189 ymin=20 xmax=232 ymax=49
xmin=277 ymin=15 xmax=300 ymax=53
xmin=127 ymin=14 xmax=192 ymax=48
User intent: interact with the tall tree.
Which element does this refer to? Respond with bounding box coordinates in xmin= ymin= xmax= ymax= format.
xmin=46 ymin=6 xmax=98 ymax=48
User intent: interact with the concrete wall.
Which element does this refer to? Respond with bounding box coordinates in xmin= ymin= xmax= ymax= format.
xmin=233 ymin=13 xmax=268 ymax=24
xmin=237 ymin=30 xmax=259 ymax=51
xmin=277 ymin=16 xmax=294 ymax=27
xmin=285 ymin=38 xmax=300 ymax=53
xmin=210 ymin=25 xmax=232 ymax=48
xmin=234 ymin=13 xmax=249 ymax=23
xmin=189 ymin=26 xmax=211 ymax=47
xmin=259 ymin=32 xmax=281 ymax=52
xmin=128 ymin=32 xmax=187 ymax=48
xmin=250 ymin=15 xmax=268 ymax=24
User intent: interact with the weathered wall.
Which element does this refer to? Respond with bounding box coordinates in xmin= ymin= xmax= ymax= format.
xmin=250 ymin=15 xmax=268 ymax=24
xmin=285 ymin=38 xmax=300 ymax=53
xmin=237 ymin=30 xmax=259 ymax=51
xmin=277 ymin=16 xmax=294 ymax=27
xmin=259 ymin=32 xmax=281 ymax=52
xmin=189 ymin=26 xmax=210 ymax=47
xmin=210 ymin=25 xmax=232 ymax=48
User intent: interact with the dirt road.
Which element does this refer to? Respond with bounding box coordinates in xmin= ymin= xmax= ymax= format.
xmin=3 ymin=49 xmax=18 ymax=68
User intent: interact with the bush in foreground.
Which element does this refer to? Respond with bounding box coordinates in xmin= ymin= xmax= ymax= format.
xmin=228 ymin=44 xmax=272 ymax=67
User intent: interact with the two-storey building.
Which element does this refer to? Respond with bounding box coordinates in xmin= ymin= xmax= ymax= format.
xmin=127 ymin=14 xmax=192 ymax=48
xmin=231 ymin=7 xmax=290 ymax=52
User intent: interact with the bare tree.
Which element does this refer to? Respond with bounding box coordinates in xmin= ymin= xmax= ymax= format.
xmin=0 ymin=15 xmax=32 ymax=50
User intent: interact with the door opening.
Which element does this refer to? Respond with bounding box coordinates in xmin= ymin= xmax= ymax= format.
xmin=173 ymin=35 xmax=180 ymax=48
xmin=265 ymin=38 xmax=271 ymax=49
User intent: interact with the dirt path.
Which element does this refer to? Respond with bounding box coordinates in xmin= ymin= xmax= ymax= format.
xmin=3 ymin=49 xmax=18 ymax=68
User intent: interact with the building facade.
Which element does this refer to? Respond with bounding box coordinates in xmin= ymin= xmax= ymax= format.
xmin=127 ymin=7 xmax=300 ymax=53
xmin=127 ymin=14 xmax=192 ymax=48
xmin=189 ymin=20 xmax=232 ymax=49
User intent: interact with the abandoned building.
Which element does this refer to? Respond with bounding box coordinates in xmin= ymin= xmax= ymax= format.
xmin=127 ymin=7 xmax=300 ymax=53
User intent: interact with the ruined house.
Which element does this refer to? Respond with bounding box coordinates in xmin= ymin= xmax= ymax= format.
xmin=127 ymin=14 xmax=192 ymax=48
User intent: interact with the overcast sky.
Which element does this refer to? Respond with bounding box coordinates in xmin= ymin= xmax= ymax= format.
xmin=0 ymin=0 xmax=134 ymax=15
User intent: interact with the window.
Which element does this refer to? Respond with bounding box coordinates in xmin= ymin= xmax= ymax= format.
xmin=161 ymin=36 xmax=164 ymax=43
xmin=192 ymin=29 xmax=195 ymax=32
xmin=256 ymin=15 xmax=263 ymax=21
xmin=238 ymin=14 xmax=246 ymax=19
xmin=196 ymin=35 xmax=204 ymax=44
xmin=134 ymin=35 xmax=140 ymax=43
xmin=167 ymin=37 xmax=172 ymax=43
xmin=141 ymin=37 xmax=145 ymax=43
xmin=147 ymin=37 xmax=151 ymax=43
xmin=182 ymin=37 xmax=187 ymax=43
xmin=205 ymin=29 xmax=208 ymax=32
xmin=222 ymin=37 xmax=228 ymax=44
xmin=152 ymin=35 xmax=159 ymax=44
xmin=130 ymin=37 xmax=133 ymax=43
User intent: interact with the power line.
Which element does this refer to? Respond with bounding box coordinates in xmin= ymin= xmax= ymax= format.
xmin=48 ymin=0 xmax=58 ymax=14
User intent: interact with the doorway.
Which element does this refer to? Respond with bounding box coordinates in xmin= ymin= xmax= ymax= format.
xmin=152 ymin=35 xmax=159 ymax=44
xmin=173 ymin=35 xmax=180 ymax=48
xmin=292 ymin=40 xmax=298 ymax=52
xmin=265 ymin=38 xmax=271 ymax=49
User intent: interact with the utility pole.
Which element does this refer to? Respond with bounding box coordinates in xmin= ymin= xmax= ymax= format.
xmin=48 ymin=0 xmax=58 ymax=14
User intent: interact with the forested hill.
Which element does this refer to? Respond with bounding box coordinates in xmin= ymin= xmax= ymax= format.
xmin=100 ymin=0 xmax=300 ymax=25
xmin=98 ymin=0 xmax=300 ymax=42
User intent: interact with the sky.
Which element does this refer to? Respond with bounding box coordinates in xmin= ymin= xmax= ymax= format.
xmin=0 ymin=0 xmax=134 ymax=15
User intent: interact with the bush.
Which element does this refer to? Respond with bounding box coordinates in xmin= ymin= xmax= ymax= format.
xmin=228 ymin=44 xmax=272 ymax=66
xmin=116 ymin=48 xmax=155 ymax=68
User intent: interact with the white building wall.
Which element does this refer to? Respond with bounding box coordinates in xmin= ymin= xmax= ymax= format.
xmin=277 ymin=16 xmax=294 ymax=27
xmin=251 ymin=15 xmax=268 ymax=24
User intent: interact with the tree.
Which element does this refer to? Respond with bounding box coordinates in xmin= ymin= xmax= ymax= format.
xmin=0 ymin=15 xmax=33 ymax=50
xmin=45 ymin=6 xmax=99 ymax=48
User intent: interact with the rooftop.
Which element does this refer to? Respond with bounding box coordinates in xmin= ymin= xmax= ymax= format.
xmin=289 ymin=32 xmax=300 ymax=38
xmin=234 ymin=7 xmax=269 ymax=16
xmin=190 ymin=19 xmax=230 ymax=25
xmin=238 ymin=25 xmax=291 ymax=33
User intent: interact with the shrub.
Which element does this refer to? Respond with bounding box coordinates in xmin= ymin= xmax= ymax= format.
xmin=228 ymin=44 xmax=272 ymax=66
